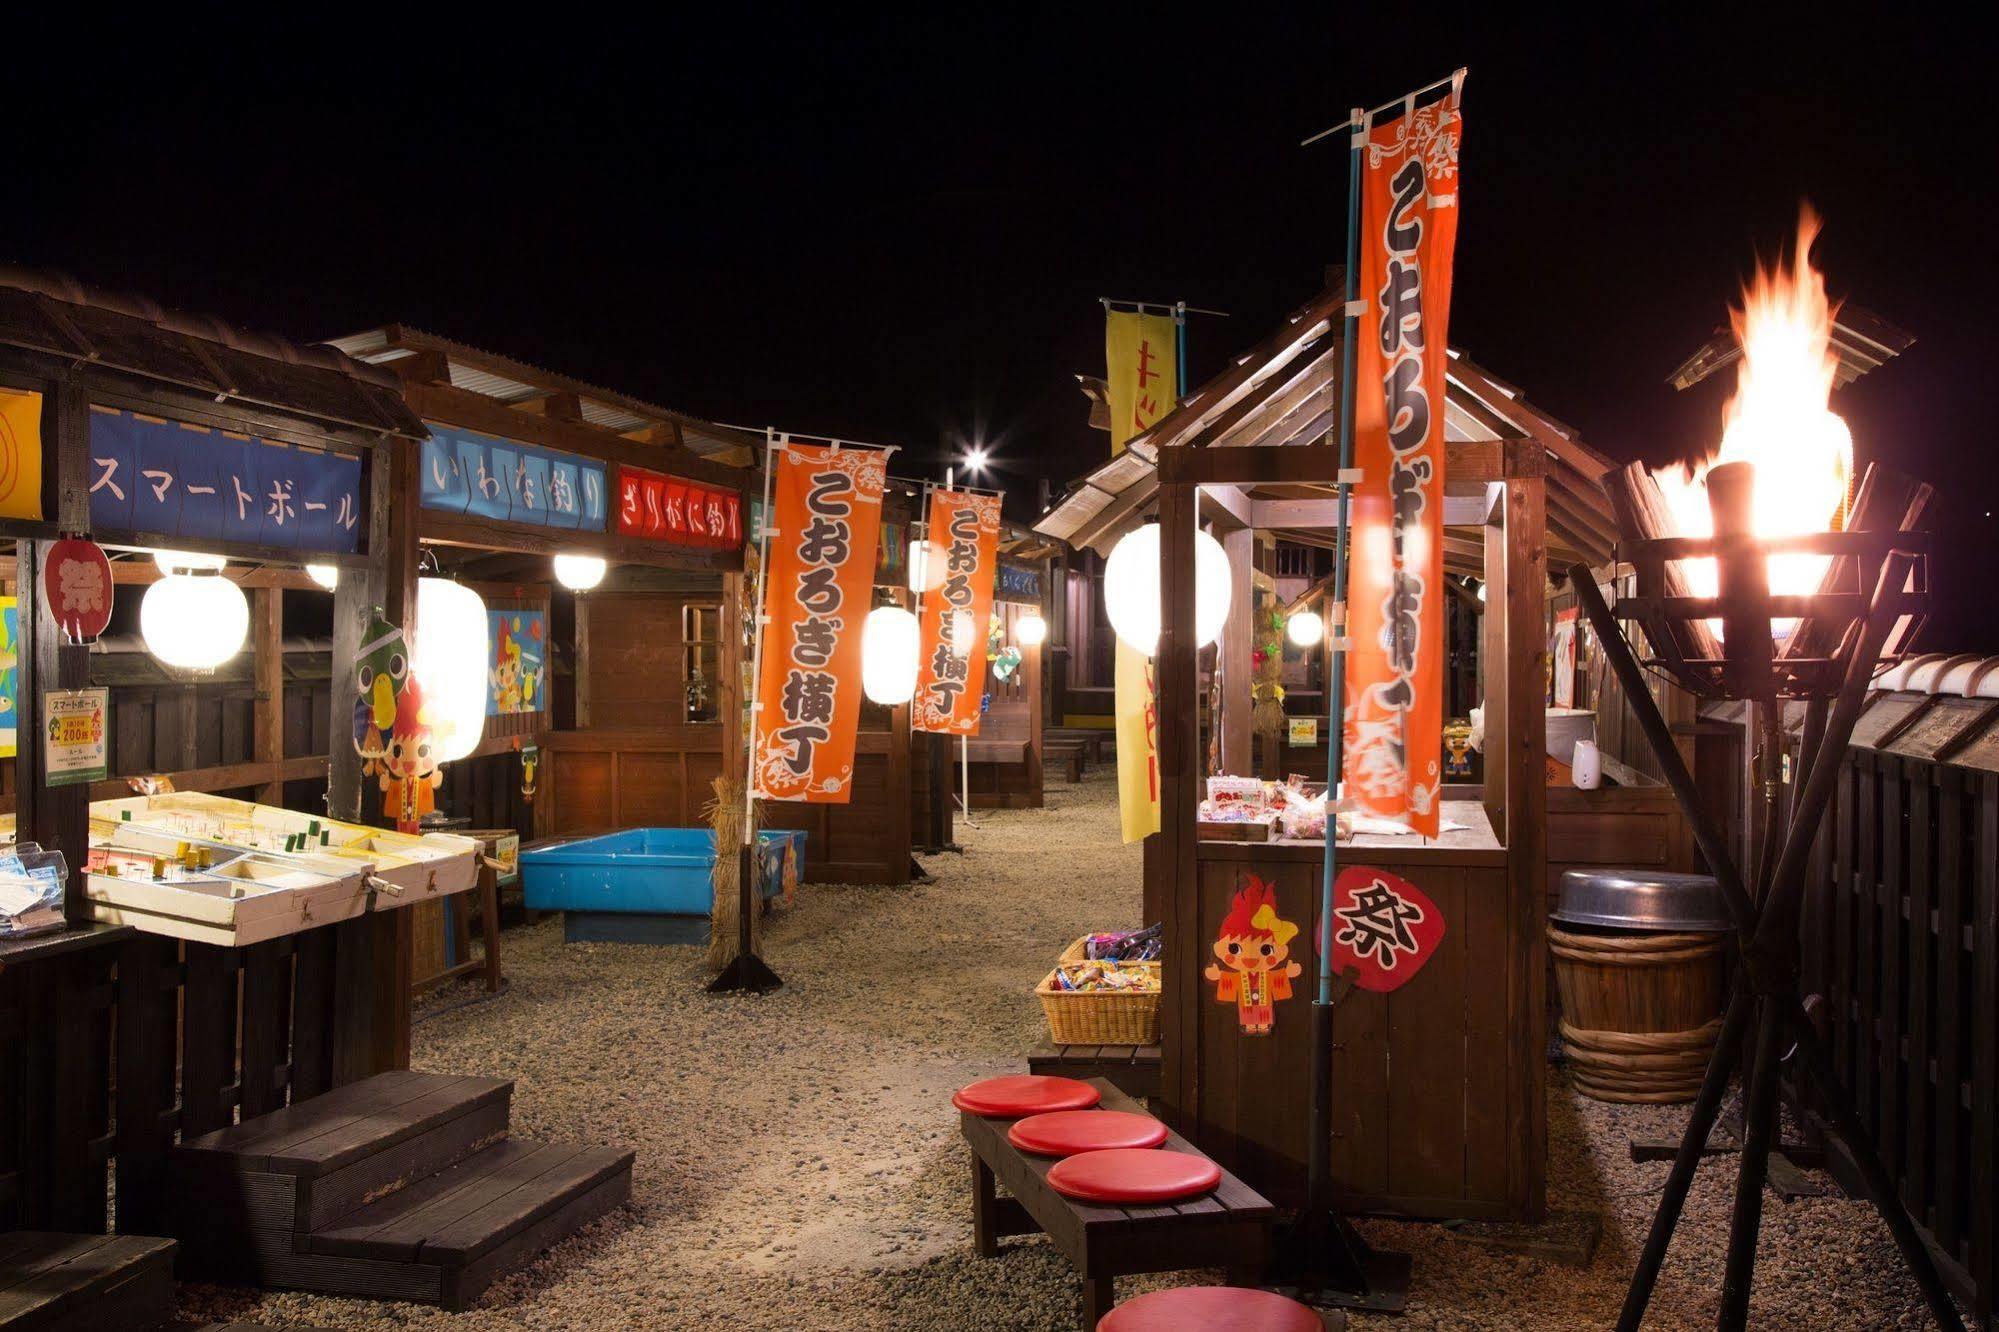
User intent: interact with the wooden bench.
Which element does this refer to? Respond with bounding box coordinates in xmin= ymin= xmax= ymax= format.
xmin=1046 ymin=728 xmax=1113 ymax=768
xmin=964 ymin=699 xmax=1043 ymax=808
xmin=961 ymin=1078 xmax=1275 ymax=1329
xmin=1041 ymin=740 xmax=1086 ymax=784
xmin=1028 ymin=1042 xmax=1162 ymax=1101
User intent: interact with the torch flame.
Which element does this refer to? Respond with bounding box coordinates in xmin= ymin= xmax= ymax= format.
xmin=1655 ymin=206 xmax=1853 ymax=634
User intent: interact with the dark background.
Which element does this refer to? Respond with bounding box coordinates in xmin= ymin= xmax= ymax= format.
xmin=7 ymin=11 xmax=1992 ymax=648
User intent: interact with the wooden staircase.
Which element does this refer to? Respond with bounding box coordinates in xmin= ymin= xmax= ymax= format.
xmin=170 ymin=1070 xmax=632 ymax=1311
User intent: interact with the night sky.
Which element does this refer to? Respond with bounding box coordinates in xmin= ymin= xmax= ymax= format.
xmin=9 ymin=13 xmax=1993 ymax=646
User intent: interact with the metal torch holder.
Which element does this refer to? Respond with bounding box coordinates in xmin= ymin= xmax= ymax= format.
xmin=1577 ymin=462 xmax=1960 ymax=1329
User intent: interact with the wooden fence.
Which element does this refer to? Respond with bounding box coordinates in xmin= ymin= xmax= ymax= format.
xmin=1807 ymin=709 xmax=1999 ymax=1321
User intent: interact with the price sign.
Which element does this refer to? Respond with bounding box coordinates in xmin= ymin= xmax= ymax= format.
xmin=44 ymin=687 xmax=109 ymax=786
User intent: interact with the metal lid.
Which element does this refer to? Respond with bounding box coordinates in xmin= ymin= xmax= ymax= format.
xmin=1552 ymin=869 xmax=1732 ymax=933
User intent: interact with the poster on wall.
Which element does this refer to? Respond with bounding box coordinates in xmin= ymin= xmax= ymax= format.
xmin=0 ymin=597 xmax=18 ymax=757
xmin=911 ymin=488 xmax=1001 ymax=735
xmin=45 ymin=688 xmax=109 ymax=787
xmin=0 ymin=387 xmax=43 ymax=521
xmin=488 ymin=611 xmax=548 ymax=715
xmin=751 ymin=442 xmax=888 ymax=803
xmin=1343 ymin=75 xmax=1464 ymax=839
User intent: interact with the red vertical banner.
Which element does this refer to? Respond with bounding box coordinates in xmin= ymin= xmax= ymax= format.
xmin=1344 ymin=79 xmax=1463 ymax=837
xmin=911 ymin=488 xmax=1001 ymax=735
xmin=752 ymin=443 xmax=888 ymax=802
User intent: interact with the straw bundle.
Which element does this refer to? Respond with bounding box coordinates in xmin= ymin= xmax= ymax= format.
xmin=704 ymin=776 xmax=762 ymax=969
xmin=1251 ymin=590 xmax=1286 ymax=742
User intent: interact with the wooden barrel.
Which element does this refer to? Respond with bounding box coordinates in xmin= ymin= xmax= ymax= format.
xmin=1549 ymin=924 xmax=1726 ymax=1103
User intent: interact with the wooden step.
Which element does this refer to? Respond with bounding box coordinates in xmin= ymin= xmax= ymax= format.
xmin=0 ymin=1232 xmax=176 ymax=1332
xmin=176 ymin=1070 xmax=512 ymax=1231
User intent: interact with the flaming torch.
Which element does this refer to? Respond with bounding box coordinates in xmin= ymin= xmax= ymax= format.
xmin=1581 ymin=212 xmax=1957 ymax=1331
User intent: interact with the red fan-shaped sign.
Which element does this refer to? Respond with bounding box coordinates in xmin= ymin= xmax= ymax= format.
xmin=1316 ymin=864 xmax=1446 ymax=993
xmin=42 ymin=536 xmax=114 ymax=642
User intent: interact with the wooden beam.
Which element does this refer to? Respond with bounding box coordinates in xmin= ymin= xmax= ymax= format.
xmin=420 ymin=510 xmax=743 ymax=573
xmin=1157 ymin=481 xmax=1200 ymax=1133
xmin=81 ymin=755 xmax=327 ymax=804
xmin=511 ymin=390 xmax=585 ymax=423
xmin=1219 ymin=527 xmax=1254 ymax=774
xmin=1159 ymin=437 xmax=1543 ymax=488
xmin=103 ymin=562 xmax=331 ymax=591
xmin=252 ymin=587 xmax=284 ymax=804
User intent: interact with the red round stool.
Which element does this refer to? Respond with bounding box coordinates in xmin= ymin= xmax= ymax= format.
xmin=1045 ymin=1148 xmax=1221 ymax=1204
xmin=1097 ymin=1285 xmax=1323 ymax=1331
xmin=951 ymin=1074 xmax=1100 ymax=1118
xmin=1007 ymin=1110 xmax=1169 ymax=1157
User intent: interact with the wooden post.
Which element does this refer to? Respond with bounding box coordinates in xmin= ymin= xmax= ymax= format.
xmin=1499 ymin=473 xmax=1549 ymax=1219
xmin=1482 ymin=513 xmax=1509 ymax=831
xmin=1157 ymin=480 xmax=1200 ymax=1131
xmin=1219 ymin=525 xmax=1254 ymax=774
xmin=252 ymin=586 xmax=284 ymax=804
xmin=21 ymin=381 xmax=93 ymax=924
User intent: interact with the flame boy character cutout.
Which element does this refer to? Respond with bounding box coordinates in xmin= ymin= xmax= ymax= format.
xmin=379 ymin=678 xmax=443 ymax=833
xmin=1204 ymin=876 xmax=1303 ymax=1035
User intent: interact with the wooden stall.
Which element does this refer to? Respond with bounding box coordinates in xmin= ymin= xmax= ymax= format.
xmin=0 ymin=270 xmax=428 ymax=1234
xmin=1033 ymin=285 xmax=1649 ymax=1221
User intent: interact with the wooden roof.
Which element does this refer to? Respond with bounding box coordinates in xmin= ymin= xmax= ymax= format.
xmin=0 ymin=268 xmax=424 ymax=440
xmin=1033 ymin=285 xmax=1621 ymax=576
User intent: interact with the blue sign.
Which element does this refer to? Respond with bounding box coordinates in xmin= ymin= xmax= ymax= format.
xmin=418 ymin=425 xmax=607 ymax=533
xmin=88 ymin=408 xmax=364 ymax=554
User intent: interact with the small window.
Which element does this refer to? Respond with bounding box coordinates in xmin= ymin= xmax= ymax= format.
xmin=683 ymin=604 xmax=720 ymax=722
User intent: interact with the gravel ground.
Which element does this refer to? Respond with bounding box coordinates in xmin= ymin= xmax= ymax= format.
xmin=178 ymin=769 xmax=1957 ymax=1330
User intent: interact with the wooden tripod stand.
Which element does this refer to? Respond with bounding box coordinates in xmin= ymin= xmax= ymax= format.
xmin=1576 ymin=461 xmax=1959 ymax=1330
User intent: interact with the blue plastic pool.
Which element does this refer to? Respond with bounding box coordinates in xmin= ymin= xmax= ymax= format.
xmin=521 ymin=828 xmax=806 ymax=943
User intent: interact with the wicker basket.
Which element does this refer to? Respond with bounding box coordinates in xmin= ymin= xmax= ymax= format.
xmin=1037 ymin=963 xmax=1162 ymax=1045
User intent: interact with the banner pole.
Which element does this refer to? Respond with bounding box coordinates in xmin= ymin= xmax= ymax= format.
xmin=1275 ymin=102 xmax=1412 ymax=1312
xmin=710 ymin=428 xmax=784 ymax=995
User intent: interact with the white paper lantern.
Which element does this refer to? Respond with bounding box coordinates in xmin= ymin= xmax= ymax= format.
xmin=415 ymin=578 xmax=489 ymax=762
xmin=861 ymin=605 xmax=920 ymax=705
xmin=907 ymin=539 xmax=944 ymax=594
xmin=141 ymin=574 xmax=248 ymax=670
xmin=1102 ymin=523 xmax=1232 ymax=656
xmin=553 ymin=553 xmax=608 ymax=591
xmin=305 ymin=563 xmax=339 ymax=591
xmin=1014 ymin=612 xmax=1048 ymax=647
xmin=1286 ymin=608 xmax=1325 ymax=648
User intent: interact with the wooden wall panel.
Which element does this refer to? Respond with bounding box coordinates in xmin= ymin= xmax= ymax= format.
xmin=1187 ymin=841 xmax=1530 ymax=1221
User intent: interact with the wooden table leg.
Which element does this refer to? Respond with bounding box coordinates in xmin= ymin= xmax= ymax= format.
xmin=971 ymin=1153 xmax=999 ymax=1259
xmin=479 ymin=863 xmax=503 ymax=992
xmin=1083 ymin=1274 xmax=1115 ymax=1330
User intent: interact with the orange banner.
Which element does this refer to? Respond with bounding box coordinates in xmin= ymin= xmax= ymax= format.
xmin=911 ymin=488 xmax=1001 ymax=735
xmin=752 ymin=443 xmax=888 ymax=802
xmin=1344 ymin=81 xmax=1464 ymax=838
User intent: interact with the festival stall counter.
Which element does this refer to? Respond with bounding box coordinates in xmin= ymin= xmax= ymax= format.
xmin=1036 ymin=253 xmax=1626 ymax=1225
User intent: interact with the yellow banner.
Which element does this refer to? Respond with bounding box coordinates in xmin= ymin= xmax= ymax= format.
xmin=0 ymin=388 xmax=44 ymax=520
xmin=1105 ymin=311 xmax=1177 ymax=453
xmin=1114 ymin=638 xmax=1160 ymax=843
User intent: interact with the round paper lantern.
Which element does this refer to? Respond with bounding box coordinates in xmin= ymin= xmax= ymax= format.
xmin=553 ymin=553 xmax=607 ymax=591
xmin=414 ymin=578 xmax=489 ymax=762
xmin=305 ymin=563 xmax=339 ymax=591
xmin=1102 ymin=524 xmax=1232 ymax=656
xmin=1013 ymin=612 xmax=1048 ymax=648
xmin=861 ymin=605 xmax=920 ymax=705
xmin=140 ymin=574 xmax=248 ymax=670
xmin=1286 ymin=608 xmax=1325 ymax=648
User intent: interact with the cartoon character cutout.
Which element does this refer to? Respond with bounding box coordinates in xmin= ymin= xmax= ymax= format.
xmin=379 ymin=677 xmax=443 ymax=833
xmin=352 ymin=612 xmax=408 ymax=780
xmin=1205 ymin=876 xmax=1303 ymax=1035
xmin=490 ymin=628 xmax=524 ymax=713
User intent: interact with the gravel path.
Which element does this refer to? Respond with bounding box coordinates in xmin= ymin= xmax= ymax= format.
xmin=178 ymin=769 xmax=1955 ymax=1330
